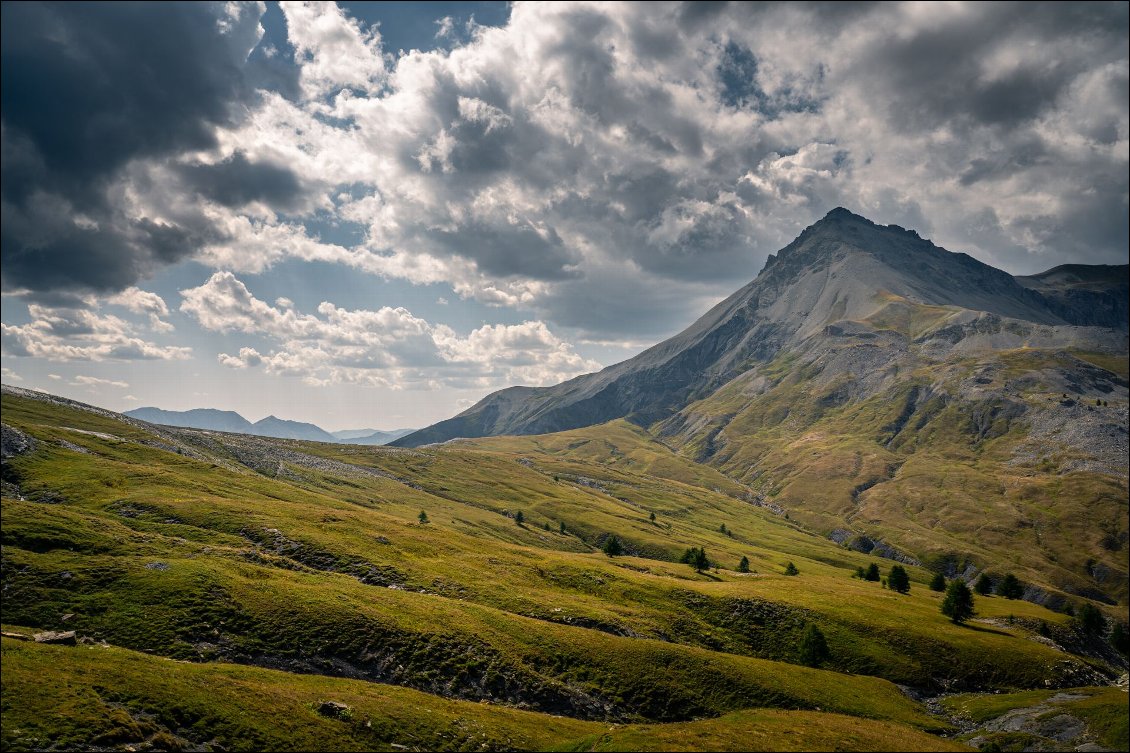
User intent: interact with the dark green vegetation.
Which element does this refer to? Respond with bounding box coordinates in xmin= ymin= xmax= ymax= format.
xmin=942 ymin=581 xmax=976 ymax=624
xmin=2 ymin=387 xmax=1127 ymax=751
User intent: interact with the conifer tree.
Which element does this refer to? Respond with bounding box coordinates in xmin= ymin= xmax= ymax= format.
xmin=418 ymin=510 xmax=429 ymax=524
xmin=996 ymin=573 xmax=1023 ymax=599
xmin=888 ymin=564 xmax=910 ymax=594
xmin=941 ymin=580 xmax=975 ymax=623
xmin=738 ymin=556 xmax=750 ymax=573
xmin=929 ymin=572 xmax=947 ymax=592
xmin=798 ymin=623 xmax=830 ymax=666
xmin=784 ymin=561 xmax=799 ymax=576
xmin=974 ymin=573 xmax=993 ymax=596
xmin=864 ymin=563 xmax=881 ymax=581
xmin=602 ymin=535 xmax=623 ymax=557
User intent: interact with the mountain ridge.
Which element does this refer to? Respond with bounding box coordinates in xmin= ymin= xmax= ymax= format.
xmin=393 ymin=208 xmax=1128 ymax=448
xmin=122 ymin=406 xmax=410 ymax=445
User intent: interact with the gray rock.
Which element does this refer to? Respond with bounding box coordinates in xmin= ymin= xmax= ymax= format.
xmin=316 ymin=700 xmax=351 ymax=719
xmin=34 ymin=630 xmax=77 ymax=645
xmin=1 ymin=423 xmax=35 ymax=458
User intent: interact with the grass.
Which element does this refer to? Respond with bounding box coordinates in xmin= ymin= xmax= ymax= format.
xmin=941 ymin=686 xmax=1128 ymax=751
xmin=0 ymin=638 xmax=969 ymax=752
xmin=1 ymin=388 xmax=1125 ymax=750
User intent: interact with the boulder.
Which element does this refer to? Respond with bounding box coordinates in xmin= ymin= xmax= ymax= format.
xmin=34 ymin=630 xmax=77 ymax=645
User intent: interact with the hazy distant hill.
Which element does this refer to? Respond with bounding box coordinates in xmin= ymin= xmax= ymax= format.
xmin=332 ymin=428 xmax=417 ymax=445
xmin=124 ymin=407 xmax=253 ymax=433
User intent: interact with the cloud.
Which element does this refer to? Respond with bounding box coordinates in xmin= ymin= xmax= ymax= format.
xmin=218 ymin=346 xmax=264 ymax=368
xmin=182 ymin=271 xmax=599 ymax=388
xmin=3 ymin=0 xmax=1126 ymax=345
xmin=0 ymin=366 xmax=22 ymax=381
xmin=72 ymin=375 xmax=130 ymax=389
xmin=1 ymin=302 xmax=191 ymax=362
xmin=106 ymin=286 xmax=175 ymax=332
xmin=0 ymin=1 xmax=304 ymax=299
xmin=279 ymin=1 xmax=388 ymax=100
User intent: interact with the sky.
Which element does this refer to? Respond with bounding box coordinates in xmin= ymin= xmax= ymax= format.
xmin=1 ymin=1 xmax=1127 ymax=432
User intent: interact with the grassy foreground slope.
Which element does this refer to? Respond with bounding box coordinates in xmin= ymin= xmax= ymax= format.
xmin=0 ymin=638 xmax=968 ymax=752
xmin=1 ymin=387 xmax=1124 ymax=750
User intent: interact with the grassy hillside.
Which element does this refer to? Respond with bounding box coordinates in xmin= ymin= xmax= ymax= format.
xmin=2 ymin=388 xmax=1125 ymax=750
xmin=651 ymin=342 xmax=1129 ymax=609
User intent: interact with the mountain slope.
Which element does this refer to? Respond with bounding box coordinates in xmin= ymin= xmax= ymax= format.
xmin=394 ymin=208 xmax=1127 ymax=448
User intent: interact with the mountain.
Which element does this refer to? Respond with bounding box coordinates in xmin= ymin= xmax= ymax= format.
xmin=124 ymin=407 xmax=340 ymax=443
xmin=124 ymin=407 xmax=253 ymax=433
xmin=250 ymin=415 xmax=336 ymax=442
xmin=332 ymin=427 xmax=417 ymax=444
xmin=331 ymin=428 xmax=385 ymax=440
xmin=393 ymin=208 xmax=1128 ymax=448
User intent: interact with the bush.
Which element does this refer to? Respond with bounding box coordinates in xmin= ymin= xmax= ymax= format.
xmin=996 ymin=573 xmax=1023 ymax=599
xmin=417 ymin=510 xmax=429 ymax=524
xmin=929 ymin=572 xmax=947 ymax=592
xmin=888 ymin=565 xmax=910 ymax=594
xmin=941 ymin=580 xmax=975 ymax=624
xmin=864 ymin=563 xmax=880 ymax=581
xmin=602 ymin=535 xmax=623 ymax=557
xmin=737 ymin=556 xmax=750 ymax=573
xmin=784 ymin=561 xmax=799 ymax=576
xmin=974 ymin=573 xmax=993 ymax=596
xmin=798 ymin=623 xmax=830 ymax=667
xmin=854 ymin=566 xmax=866 ymax=579
xmin=515 ymin=511 xmax=525 ymax=526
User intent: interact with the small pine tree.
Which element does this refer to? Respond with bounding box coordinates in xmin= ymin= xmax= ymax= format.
xmin=854 ymin=566 xmax=866 ymax=579
xmin=864 ymin=563 xmax=881 ymax=582
xmin=941 ymin=580 xmax=975 ymax=624
xmin=738 ymin=556 xmax=750 ymax=573
xmin=559 ymin=520 xmax=566 ymax=534
xmin=798 ymin=623 xmax=830 ymax=667
xmin=602 ymin=535 xmax=623 ymax=557
xmin=929 ymin=572 xmax=947 ymax=592
xmin=719 ymin=523 xmax=727 ymax=534
xmin=888 ymin=564 xmax=910 ymax=594
xmin=784 ymin=561 xmax=799 ymax=576
xmin=1111 ymin=622 xmax=1129 ymax=655
xmin=514 ymin=510 xmax=525 ymax=526
xmin=1077 ymin=603 xmax=1106 ymax=635
xmin=649 ymin=511 xmax=656 ymax=523
xmin=996 ymin=573 xmax=1023 ymax=600
xmin=418 ymin=510 xmax=429 ymax=524
xmin=974 ymin=573 xmax=993 ymax=596
xmin=543 ymin=522 xmax=551 ymax=531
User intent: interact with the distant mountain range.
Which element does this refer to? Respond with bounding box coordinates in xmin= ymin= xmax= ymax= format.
xmin=123 ymin=407 xmax=413 ymax=445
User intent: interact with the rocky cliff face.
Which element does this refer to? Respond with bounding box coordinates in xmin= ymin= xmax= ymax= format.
xmin=394 ymin=208 xmax=1127 ymax=448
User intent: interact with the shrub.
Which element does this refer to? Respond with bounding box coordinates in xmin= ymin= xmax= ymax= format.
xmin=417 ymin=510 xmax=429 ymax=524
xmin=602 ymin=535 xmax=623 ymax=557
xmin=929 ymin=572 xmax=947 ymax=592
xmin=737 ymin=556 xmax=750 ymax=573
xmin=1111 ymin=622 xmax=1128 ymax=655
xmin=864 ymin=563 xmax=880 ymax=581
xmin=784 ymin=561 xmax=799 ymax=576
xmin=854 ymin=566 xmax=866 ymax=579
xmin=514 ymin=511 xmax=525 ymax=526
xmin=888 ymin=565 xmax=910 ymax=594
xmin=941 ymin=580 xmax=975 ymax=624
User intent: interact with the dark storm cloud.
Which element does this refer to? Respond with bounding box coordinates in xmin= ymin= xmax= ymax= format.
xmin=179 ymin=152 xmax=307 ymax=211
xmin=0 ymin=1 xmax=299 ymax=297
xmin=849 ymin=2 xmax=1128 ymax=132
